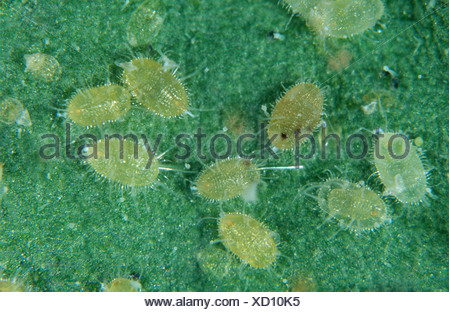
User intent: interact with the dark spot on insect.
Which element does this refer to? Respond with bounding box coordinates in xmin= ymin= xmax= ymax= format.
xmin=281 ymin=133 xmax=288 ymax=139
xmin=267 ymin=30 xmax=275 ymax=39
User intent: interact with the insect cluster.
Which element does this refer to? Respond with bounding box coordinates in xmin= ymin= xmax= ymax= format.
xmin=0 ymin=0 xmax=436 ymax=291
xmin=57 ymin=0 xmax=430 ymax=279
xmin=64 ymin=56 xmax=189 ymax=188
xmin=282 ymin=0 xmax=385 ymax=38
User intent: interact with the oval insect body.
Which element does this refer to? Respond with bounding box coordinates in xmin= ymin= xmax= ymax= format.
xmin=0 ymin=97 xmax=32 ymax=127
xmin=317 ymin=178 xmax=391 ymax=233
xmin=0 ymin=98 xmax=25 ymax=125
xmin=121 ymin=58 xmax=188 ymax=117
xmin=126 ymin=0 xmax=165 ymax=47
xmin=196 ymin=246 xmax=234 ymax=281
xmin=196 ymin=158 xmax=261 ymax=201
xmin=308 ymin=0 xmax=384 ymax=38
xmin=374 ymin=132 xmax=428 ymax=204
xmin=67 ymin=84 xmax=131 ymax=128
xmin=218 ymin=212 xmax=278 ymax=269
xmin=87 ymin=138 xmax=159 ymax=188
xmin=267 ymin=82 xmax=324 ymax=150
xmin=24 ymin=53 xmax=61 ymax=81
xmin=104 ymin=278 xmax=141 ymax=292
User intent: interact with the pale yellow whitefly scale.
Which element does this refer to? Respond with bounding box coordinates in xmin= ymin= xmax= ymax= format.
xmin=196 ymin=158 xmax=261 ymax=201
xmin=282 ymin=0 xmax=320 ymax=18
xmin=126 ymin=0 xmax=165 ymax=47
xmin=267 ymin=82 xmax=324 ymax=150
xmin=67 ymin=84 xmax=131 ymax=128
xmin=104 ymin=278 xmax=142 ymax=292
xmin=86 ymin=138 xmax=159 ymax=188
xmin=0 ymin=279 xmax=26 ymax=292
xmin=218 ymin=212 xmax=278 ymax=269
xmin=373 ymin=132 xmax=429 ymax=205
xmin=196 ymin=246 xmax=235 ymax=281
xmin=0 ymin=97 xmax=32 ymax=127
xmin=0 ymin=97 xmax=23 ymax=125
xmin=307 ymin=0 xmax=384 ymax=38
xmin=290 ymin=275 xmax=317 ymax=292
xmin=24 ymin=53 xmax=61 ymax=81
xmin=121 ymin=58 xmax=188 ymax=117
xmin=317 ymin=178 xmax=391 ymax=233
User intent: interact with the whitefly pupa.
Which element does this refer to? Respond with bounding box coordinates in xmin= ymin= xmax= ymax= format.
xmin=373 ymin=131 xmax=431 ymax=205
xmin=195 ymin=157 xmax=301 ymax=202
xmin=120 ymin=57 xmax=188 ymax=118
xmin=267 ymin=82 xmax=324 ymax=150
xmin=83 ymin=136 xmax=182 ymax=192
xmin=218 ymin=212 xmax=279 ymax=269
xmin=66 ymin=84 xmax=131 ymax=128
xmin=301 ymin=177 xmax=392 ymax=235
xmin=0 ymin=97 xmax=32 ymax=127
xmin=24 ymin=53 xmax=61 ymax=82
